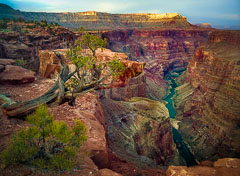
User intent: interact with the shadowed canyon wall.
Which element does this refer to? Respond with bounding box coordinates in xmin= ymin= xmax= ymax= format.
xmin=103 ymin=29 xmax=211 ymax=99
xmin=173 ymin=30 xmax=240 ymax=161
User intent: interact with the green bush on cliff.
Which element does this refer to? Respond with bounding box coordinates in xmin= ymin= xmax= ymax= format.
xmin=1 ymin=105 xmax=87 ymax=171
xmin=65 ymin=27 xmax=125 ymax=105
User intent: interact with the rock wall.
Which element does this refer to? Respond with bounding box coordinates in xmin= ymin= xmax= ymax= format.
xmin=22 ymin=12 xmax=192 ymax=30
xmin=0 ymin=25 xmax=75 ymax=71
xmin=173 ymin=30 xmax=240 ymax=161
xmin=103 ymin=29 xmax=211 ymax=99
xmin=101 ymin=97 xmax=182 ymax=168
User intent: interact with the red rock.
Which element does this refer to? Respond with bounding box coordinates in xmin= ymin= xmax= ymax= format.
xmin=167 ymin=165 xmax=217 ymax=176
xmin=0 ymin=58 xmax=15 ymax=66
xmin=39 ymin=48 xmax=147 ymax=101
xmin=166 ymin=158 xmax=240 ymax=176
xmin=0 ymin=65 xmax=35 ymax=84
xmin=173 ymin=30 xmax=240 ymax=161
xmin=0 ymin=65 xmax=4 ymax=72
xmin=97 ymin=168 xmax=123 ymax=176
xmin=213 ymin=158 xmax=240 ymax=168
xmin=103 ymin=29 xmax=211 ymax=99
xmin=0 ymin=24 xmax=75 ymax=71
xmin=101 ymin=97 xmax=181 ymax=167
xmin=200 ymin=160 xmax=214 ymax=167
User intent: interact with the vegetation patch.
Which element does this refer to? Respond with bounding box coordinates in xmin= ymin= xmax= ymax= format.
xmin=1 ymin=105 xmax=87 ymax=172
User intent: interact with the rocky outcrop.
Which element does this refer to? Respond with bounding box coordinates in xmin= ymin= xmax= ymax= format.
xmin=0 ymin=23 xmax=75 ymax=71
xmin=39 ymin=48 xmax=129 ymax=78
xmin=0 ymin=58 xmax=15 ymax=66
xmin=39 ymin=48 xmax=147 ymax=100
xmin=49 ymin=92 xmax=110 ymax=173
xmin=166 ymin=158 xmax=240 ymax=176
xmin=0 ymin=58 xmax=35 ymax=84
xmin=103 ymin=29 xmax=211 ymax=99
xmin=173 ymin=30 xmax=240 ymax=161
xmin=101 ymin=97 xmax=182 ymax=168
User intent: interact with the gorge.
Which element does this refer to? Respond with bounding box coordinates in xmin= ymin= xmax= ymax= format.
xmin=0 ymin=3 xmax=240 ymax=176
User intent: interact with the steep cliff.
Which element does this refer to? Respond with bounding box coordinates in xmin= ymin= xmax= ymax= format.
xmin=103 ymin=29 xmax=211 ymax=99
xmin=101 ymin=97 xmax=182 ymax=168
xmin=0 ymin=3 xmax=196 ymax=30
xmin=0 ymin=21 xmax=75 ymax=71
xmin=22 ymin=12 xmax=192 ymax=29
xmin=173 ymin=30 xmax=240 ymax=161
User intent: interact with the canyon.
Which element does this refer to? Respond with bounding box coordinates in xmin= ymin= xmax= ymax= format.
xmin=172 ymin=30 xmax=240 ymax=161
xmin=103 ymin=29 xmax=211 ymax=100
xmin=0 ymin=3 xmax=240 ymax=176
xmin=0 ymin=3 xmax=194 ymax=30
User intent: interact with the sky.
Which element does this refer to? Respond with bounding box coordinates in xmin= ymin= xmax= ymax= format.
xmin=1 ymin=0 xmax=240 ymax=29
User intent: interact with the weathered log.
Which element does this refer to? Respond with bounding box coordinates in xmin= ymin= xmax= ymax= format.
xmin=0 ymin=94 xmax=16 ymax=106
xmin=1 ymin=52 xmax=71 ymax=117
xmin=1 ymin=50 xmax=111 ymax=117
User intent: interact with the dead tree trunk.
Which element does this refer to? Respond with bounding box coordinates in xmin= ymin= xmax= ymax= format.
xmin=0 ymin=52 xmax=76 ymax=117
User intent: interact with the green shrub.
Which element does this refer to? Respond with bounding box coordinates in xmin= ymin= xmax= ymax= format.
xmin=26 ymin=25 xmax=36 ymax=29
xmin=0 ymin=20 xmax=8 ymax=29
xmin=1 ymin=105 xmax=87 ymax=171
xmin=15 ymin=58 xmax=27 ymax=67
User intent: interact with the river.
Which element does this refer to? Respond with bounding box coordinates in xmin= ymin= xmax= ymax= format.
xmin=164 ymin=70 xmax=197 ymax=166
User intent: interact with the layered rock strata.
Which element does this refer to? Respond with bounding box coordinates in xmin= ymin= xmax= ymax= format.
xmin=0 ymin=4 xmax=194 ymax=29
xmin=103 ymin=29 xmax=211 ymax=99
xmin=173 ymin=30 xmax=240 ymax=161
xmin=101 ymin=97 xmax=182 ymax=168
xmin=0 ymin=24 xmax=75 ymax=71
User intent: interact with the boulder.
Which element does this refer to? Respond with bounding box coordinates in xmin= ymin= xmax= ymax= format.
xmin=166 ymin=158 xmax=240 ymax=176
xmin=0 ymin=65 xmax=35 ymax=84
xmin=166 ymin=166 xmax=216 ymax=176
xmin=0 ymin=58 xmax=15 ymax=66
xmin=97 ymin=169 xmax=123 ymax=176
xmin=213 ymin=158 xmax=240 ymax=168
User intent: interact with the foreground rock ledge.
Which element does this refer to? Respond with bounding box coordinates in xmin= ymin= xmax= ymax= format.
xmin=166 ymin=158 xmax=240 ymax=176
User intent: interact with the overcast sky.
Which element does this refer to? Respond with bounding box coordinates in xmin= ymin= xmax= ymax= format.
xmin=2 ymin=0 xmax=240 ymax=28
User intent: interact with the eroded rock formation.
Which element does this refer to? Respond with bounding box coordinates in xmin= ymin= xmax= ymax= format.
xmin=103 ymin=29 xmax=211 ymax=99
xmin=173 ymin=30 xmax=240 ymax=161
xmin=0 ymin=23 xmax=75 ymax=71
xmin=101 ymin=97 xmax=182 ymax=168
xmin=0 ymin=4 xmax=194 ymax=30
